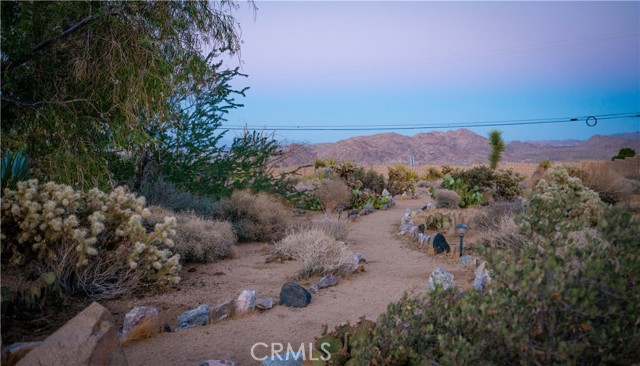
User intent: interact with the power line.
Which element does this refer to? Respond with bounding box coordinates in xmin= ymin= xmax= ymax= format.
xmin=221 ymin=112 xmax=639 ymax=131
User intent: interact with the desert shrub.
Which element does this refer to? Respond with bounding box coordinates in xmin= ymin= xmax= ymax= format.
xmin=314 ymin=179 xmax=352 ymax=211
xmin=357 ymin=169 xmax=386 ymax=193
xmin=351 ymin=189 xmax=391 ymax=210
xmin=416 ymin=180 xmax=430 ymax=188
xmin=423 ymin=166 xmax=444 ymax=180
xmin=145 ymin=206 xmax=236 ymax=263
xmin=1 ymin=150 xmax=29 ymax=191
xmin=275 ymin=229 xmax=354 ymax=278
xmin=139 ymin=177 xmax=217 ymax=216
xmin=434 ymin=189 xmax=460 ymax=208
xmin=212 ymin=189 xmax=292 ymax=242
xmin=479 ymin=216 xmax=530 ymax=256
xmin=309 ymin=214 xmax=349 ymax=241
xmin=387 ymin=164 xmax=416 ymax=195
xmin=474 ymin=199 xmax=523 ymax=231
xmin=566 ymin=161 xmax=631 ymax=204
xmin=493 ymin=169 xmax=523 ymax=200
xmin=333 ymin=160 xmax=362 ymax=190
xmin=538 ymin=159 xmax=552 ymax=169
xmin=1 ymin=180 xmax=180 ymax=300
xmin=450 ymin=165 xmax=495 ymax=189
xmin=612 ymin=147 xmax=635 ymax=161
xmin=348 ymin=197 xmax=639 ymax=365
xmin=529 ymin=166 xmax=603 ymax=228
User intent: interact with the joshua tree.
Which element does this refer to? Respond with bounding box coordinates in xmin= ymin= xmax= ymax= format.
xmin=488 ymin=130 xmax=505 ymax=169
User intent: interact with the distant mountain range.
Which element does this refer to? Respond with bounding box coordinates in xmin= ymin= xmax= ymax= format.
xmin=279 ymin=129 xmax=640 ymax=167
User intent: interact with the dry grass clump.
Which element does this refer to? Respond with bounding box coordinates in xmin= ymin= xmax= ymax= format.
xmin=569 ymin=161 xmax=632 ymax=205
xmin=275 ymin=228 xmax=354 ymax=278
xmin=480 ymin=216 xmax=530 ymax=256
xmin=310 ymin=214 xmax=349 ymax=241
xmin=434 ymin=189 xmax=460 ymax=209
xmin=314 ymin=179 xmax=352 ymax=211
xmin=474 ymin=200 xmax=523 ymax=231
xmin=213 ymin=189 xmax=292 ymax=242
xmin=120 ymin=318 xmax=160 ymax=345
xmin=146 ymin=206 xmax=236 ymax=263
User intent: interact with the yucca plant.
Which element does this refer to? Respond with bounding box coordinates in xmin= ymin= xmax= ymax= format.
xmin=1 ymin=150 xmax=29 ymax=191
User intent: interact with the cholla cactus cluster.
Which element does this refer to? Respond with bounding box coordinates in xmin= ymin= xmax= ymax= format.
xmin=533 ymin=166 xmax=603 ymax=226
xmin=1 ymin=180 xmax=181 ymax=289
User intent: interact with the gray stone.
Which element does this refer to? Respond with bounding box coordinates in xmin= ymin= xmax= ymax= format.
xmin=354 ymin=252 xmax=366 ymax=263
xmin=382 ymin=204 xmax=389 ymax=210
xmin=16 ymin=302 xmax=127 ymax=366
xmin=348 ymin=209 xmax=359 ymax=219
xmin=316 ymin=274 xmax=339 ymax=289
xmin=382 ymin=188 xmax=390 ymax=196
xmin=261 ymin=351 xmax=304 ymax=366
xmin=428 ymin=267 xmax=455 ymax=291
xmin=235 ymin=289 xmax=257 ymax=313
xmin=363 ymin=203 xmax=374 ymax=215
xmin=210 ymin=300 xmax=235 ymax=322
xmin=256 ymin=298 xmax=274 ymax=310
xmin=404 ymin=208 xmax=411 ymax=217
xmin=399 ymin=215 xmax=416 ymax=234
xmin=306 ymin=284 xmax=319 ymax=294
xmin=279 ymin=282 xmax=312 ymax=308
xmin=175 ymin=304 xmax=209 ymax=331
xmin=200 ymin=360 xmax=236 ymax=366
xmin=473 ymin=261 xmax=492 ymax=292
xmin=122 ymin=306 xmax=159 ymax=336
xmin=458 ymin=255 xmax=473 ymax=265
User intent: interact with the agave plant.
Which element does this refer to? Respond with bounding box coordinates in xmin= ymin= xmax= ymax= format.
xmin=1 ymin=150 xmax=29 ymax=191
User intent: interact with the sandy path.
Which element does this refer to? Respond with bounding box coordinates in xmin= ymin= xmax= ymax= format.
xmin=120 ymin=197 xmax=472 ymax=365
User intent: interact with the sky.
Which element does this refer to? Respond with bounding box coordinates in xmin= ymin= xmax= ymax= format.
xmin=221 ymin=1 xmax=640 ymax=144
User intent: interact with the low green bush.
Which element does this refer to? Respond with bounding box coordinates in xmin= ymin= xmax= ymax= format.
xmin=139 ymin=177 xmax=217 ymax=216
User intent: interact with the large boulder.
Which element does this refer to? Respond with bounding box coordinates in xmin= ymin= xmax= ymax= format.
xmin=16 ymin=302 xmax=127 ymax=366
xmin=279 ymin=282 xmax=312 ymax=308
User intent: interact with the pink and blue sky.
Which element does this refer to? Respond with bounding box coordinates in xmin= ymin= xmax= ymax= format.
xmin=223 ymin=1 xmax=639 ymax=144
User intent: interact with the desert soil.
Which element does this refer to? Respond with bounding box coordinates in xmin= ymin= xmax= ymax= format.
xmin=109 ymin=196 xmax=478 ymax=366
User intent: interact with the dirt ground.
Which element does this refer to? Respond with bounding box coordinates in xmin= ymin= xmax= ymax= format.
xmin=104 ymin=195 xmax=478 ymax=366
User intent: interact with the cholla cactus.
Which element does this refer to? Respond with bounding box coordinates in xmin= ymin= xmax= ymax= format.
xmin=1 ymin=180 xmax=181 ymax=295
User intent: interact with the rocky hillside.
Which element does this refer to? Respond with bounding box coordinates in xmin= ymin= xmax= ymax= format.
xmin=279 ymin=129 xmax=640 ymax=167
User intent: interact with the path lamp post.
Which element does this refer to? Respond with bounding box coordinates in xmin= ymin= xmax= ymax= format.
xmin=456 ymin=224 xmax=468 ymax=257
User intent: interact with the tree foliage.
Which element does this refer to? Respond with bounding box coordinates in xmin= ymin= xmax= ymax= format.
xmin=612 ymin=147 xmax=636 ymax=161
xmin=488 ymin=129 xmax=506 ymax=169
xmin=1 ymin=1 xmax=246 ymax=189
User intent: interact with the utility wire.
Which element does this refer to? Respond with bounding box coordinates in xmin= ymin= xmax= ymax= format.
xmin=221 ymin=112 xmax=639 ymax=131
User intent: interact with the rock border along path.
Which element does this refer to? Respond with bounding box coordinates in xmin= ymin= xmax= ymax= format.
xmin=123 ymin=197 xmax=470 ymax=365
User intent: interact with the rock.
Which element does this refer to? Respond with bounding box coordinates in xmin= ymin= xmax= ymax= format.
xmin=432 ymin=233 xmax=451 ymax=254
xmin=175 ymin=304 xmax=209 ymax=331
xmin=404 ymin=208 xmax=411 ymax=217
xmin=316 ymin=274 xmax=339 ymax=289
xmin=348 ymin=209 xmax=359 ymax=219
xmin=354 ymin=252 xmax=366 ymax=263
xmin=279 ymin=282 xmax=312 ymax=308
xmin=382 ymin=188 xmax=390 ymax=196
xmin=363 ymin=203 xmax=374 ymax=215
xmin=418 ymin=233 xmax=428 ymax=246
xmin=200 ymin=360 xmax=236 ymax=366
xmin=458 ymin=255 xmax=473 ymax=265
xmin=399 ymin=215 xmax=416 ymax=234
xmin=417 ymin=223 xmax=425 ymax=234
xmin=382 ymin=204 xmax=389 ymax=210
xmin=306 ymin=284 xmax=319 ymax=294
xmin=16 ymin=302 xmax=127 ymax=366
xmin=428 ymin=267 xmax=454 ymax=291
xmin=1 ymin=342 xmax=42 ymax=366
xmin=473 ymin=261 xmax=492 ymax=292
xmin=261 ymin=351 xmax=304 ymax=366
xmin=122 ymin=306 xmax=159 ymax=337
xmin=210 ymin=300 xmax=235 ymax=322
xmin=235 ymin=289 xmax=257 ymax=313
xmin=256 ymin=298 xmax=274 ymax=310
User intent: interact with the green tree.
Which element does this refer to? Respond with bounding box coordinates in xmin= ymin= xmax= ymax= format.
xmin=488 ymin=129 xmax=506 ymax=169
xmin=611 ymin=147 xmax=636 ymax=161
xmin=1 ymin=1 xmax=247 ymax=189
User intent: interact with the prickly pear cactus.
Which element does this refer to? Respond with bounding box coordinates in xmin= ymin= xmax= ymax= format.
xmin=424 ymin=213 xmax=452 ymax=230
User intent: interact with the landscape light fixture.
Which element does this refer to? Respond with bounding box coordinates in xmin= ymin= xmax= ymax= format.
xmin=456 ymin=224 xmax=468 ymax=257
